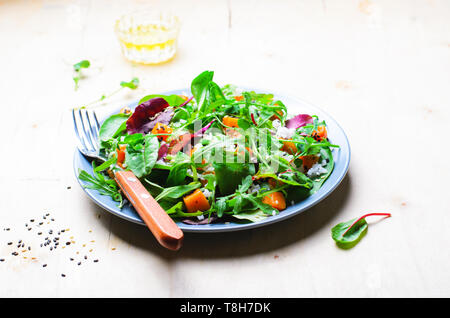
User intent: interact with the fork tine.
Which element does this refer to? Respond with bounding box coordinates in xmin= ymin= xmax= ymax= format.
xmin=85 ymin=110 xmax=99 ymax=151
xmin=79 ymin=109 xmax=97 ymax=152
xmin=87 ymin=110 xmax=100 ymax=141
xmin=72 ymin=108 xmax=89 ymax=151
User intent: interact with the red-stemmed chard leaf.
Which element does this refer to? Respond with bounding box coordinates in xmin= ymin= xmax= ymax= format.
xmin=285 ymin=114 xmax=313 ymax=129
xmin=126 ymin=98 xmax=169 ymax=134
xmin=331 ymin=213 xmax=391 ymax=249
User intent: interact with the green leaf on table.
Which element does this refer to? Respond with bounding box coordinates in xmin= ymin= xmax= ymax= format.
xmin=73 ymin=60 xmax=90 ymax=71
xmin=331 ymin=213 xmax=391 ymax=249
xmin=331 ymin=218 xmax=368 ymax=249
xmin=120 ymin=77 xmax=140 ymax=89
xmin=73 ymin=60 xmax=90 ymax=90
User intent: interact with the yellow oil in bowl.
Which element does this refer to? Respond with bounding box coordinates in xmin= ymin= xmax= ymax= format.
xmin=115 ymin=12 xmax=180 ymax=65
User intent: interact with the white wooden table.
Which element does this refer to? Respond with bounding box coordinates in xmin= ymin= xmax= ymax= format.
xmin=1 ymin=0 xmax=449 ymax=297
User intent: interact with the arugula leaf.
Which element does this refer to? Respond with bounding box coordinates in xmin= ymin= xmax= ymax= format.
xmin=120 ymin=77 xmax=140 ymax=89
xmin=331 ymin=213 xmax=391 ymax=249
xmin=155 ymin=182 xmax=201 ymax=201
xmin=78 ymin=165 xmax=123 ymax=207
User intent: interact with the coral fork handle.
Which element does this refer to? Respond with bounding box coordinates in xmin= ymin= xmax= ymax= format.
xmin=114 ymin=171 xmax=184 ymax=251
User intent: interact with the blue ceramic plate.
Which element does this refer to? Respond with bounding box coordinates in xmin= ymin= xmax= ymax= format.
xmin=74 ymin=88 xmax=350 ymax=232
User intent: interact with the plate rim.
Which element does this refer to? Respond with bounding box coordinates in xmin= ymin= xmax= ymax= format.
xmin=73 ymin=88 xmax=351 ymax=233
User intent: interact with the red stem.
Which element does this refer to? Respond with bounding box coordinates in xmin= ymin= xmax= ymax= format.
xmin=342 ymin=213 xmax=391 ymax=236
xmin=251 ymin=113 xmax=257 ymax=126
xmin=177 ymin=96 xmax=194 ymax=108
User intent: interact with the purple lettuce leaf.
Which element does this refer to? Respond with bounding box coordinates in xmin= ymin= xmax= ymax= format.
xmin=285 ymin=114 xmax=313 ymax=129
xmin=126 ymin=98 xmax=169 ymax=134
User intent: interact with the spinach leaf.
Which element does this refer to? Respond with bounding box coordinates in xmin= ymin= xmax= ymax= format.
xmin=124 ymin=134 xmax=159 ymax=178
xmin=213 ymin=162 xmax=253 ymax=195
xmin=191 ymin=70 xmax=214 ymax=112
xmin=139 ymin=94 xmax=186 ymax=106
xmin=231 ymin=209 xmax=269 ymax=223
xmin=99 ymin=114 xmax=130 ymax=141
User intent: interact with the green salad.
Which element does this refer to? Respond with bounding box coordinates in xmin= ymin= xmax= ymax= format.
xmin=79 ymin=71 xmax=339 ymax=224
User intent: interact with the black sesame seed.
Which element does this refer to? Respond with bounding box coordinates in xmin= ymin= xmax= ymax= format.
xmin=28 ymin=228 xmax=32 ymax=231
xmin=93 ymin=259 xmax=99 ymax=263
xmin=61 ymin=274 xmax=66 ymax=277
xmin=77 ymin=262 xmax=81 ymax=266
xmin=7 ymin=242 xmax=12 ymax=245
xmin=0 ymin=259 xmax=5 ymax=262
xmin=84 ymin=256 xmax=87 ymax=260
xmin=18 ymin=240 xmax=22 ymax=244
xmin=70 ymin=258 xmax=74 ymax=261
xmin=30 ymin=219 xmax=35 ymax=222
xmin=66 ymin=242 xmax=71 ymax=245
xmin=38 ymin=232 xmax=42 ymax=235
xmin=42 ymin=264 xmax=47 ymax=267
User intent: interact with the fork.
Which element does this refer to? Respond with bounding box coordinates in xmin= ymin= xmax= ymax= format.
xmin=72 ymin=108 xmax=184 ymax=251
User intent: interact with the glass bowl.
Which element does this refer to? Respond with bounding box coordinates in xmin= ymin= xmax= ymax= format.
xmin=115 ymin=11 xmax=180 ymax=65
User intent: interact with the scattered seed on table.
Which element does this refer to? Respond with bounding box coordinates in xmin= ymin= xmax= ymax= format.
xmin=38 ymin=232 xmax=42 ymax=235
xmin=28 ymin=247 xmax=31 ymax=251
xmin=28 ymin=228 xmax=31 ymax=231
xmin=93 ymin=259 xmax=98 ymax=263
xmin=67 ymin=186 xmax=71 ymax=189
xmin=12 ymin=252 xmax=18 ymax=256
xmin=111 ymin=248 xmax=116 ymax=251
xmin=7 ymin=242 xmax=12 ymax=245
xmin=0 ymin=259 xmax=5 ymax=262
xmin=30 ymin=219 xmax=34 ymax=222
xmin=84 ymin=256 xmax=87 ymax=260
xmin=66 ymin=242 xmax=71 ymax=246
xmin=77 ymin=262 xmax=81 ymax=266
xmin=18 ymin=240 xmax=22 ymax=244
xmin=39 ymin=222 xmax=43 ymax=225
xmin=42 ymin=264 xmax=47 ymax=267
xmin=61 ymin=274 xmax=66 ymax=277
xmin=70 ymin=258 xmax=74 ymax=261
